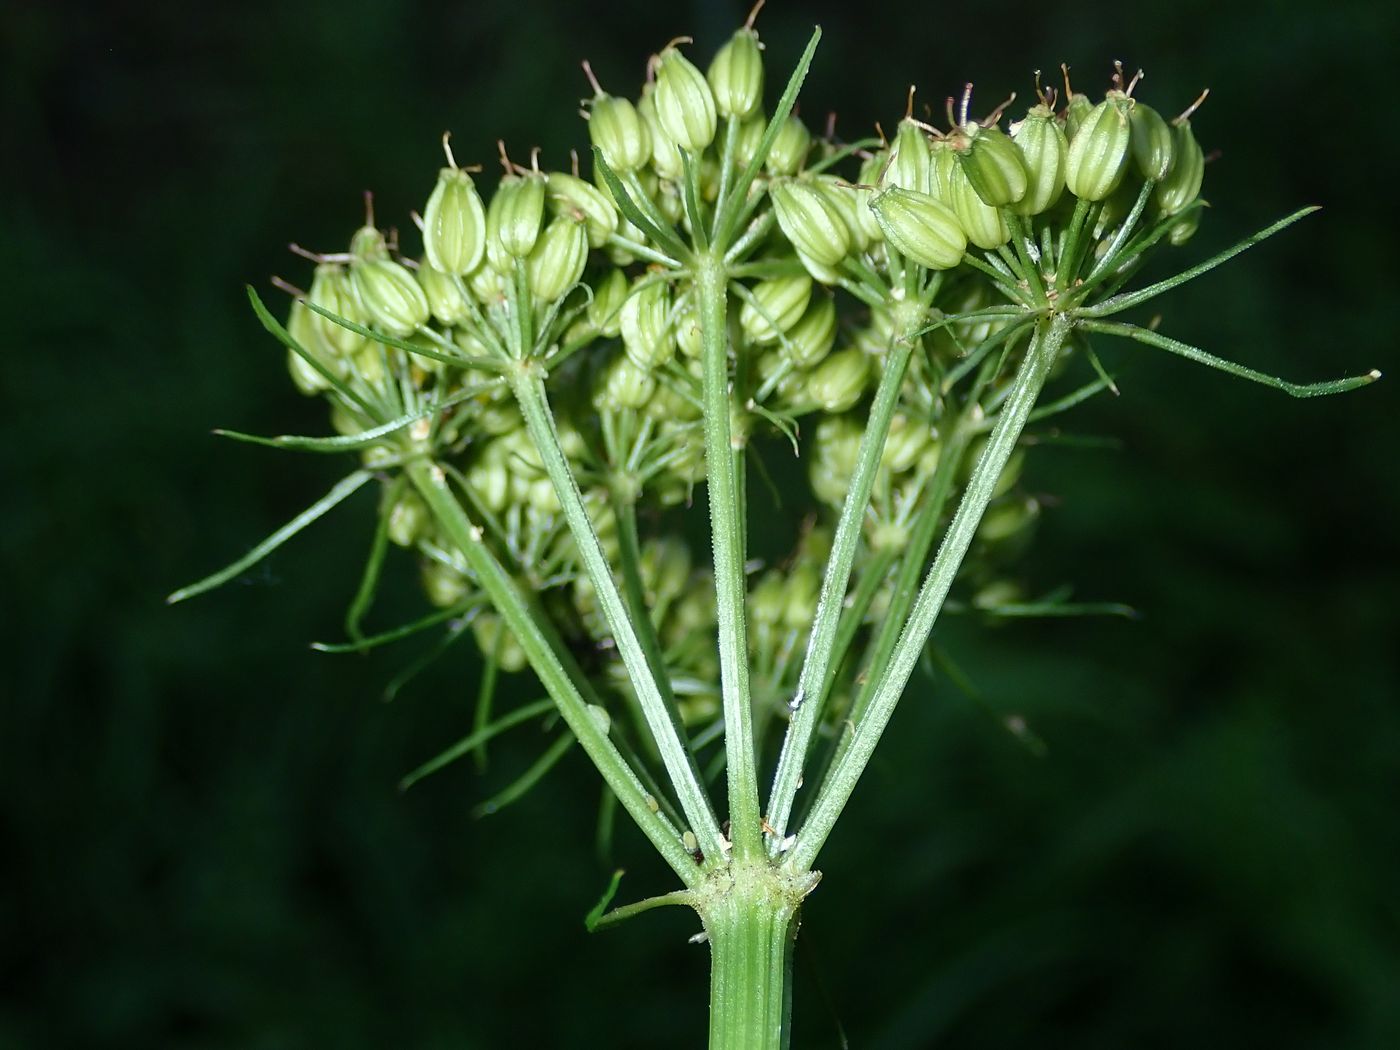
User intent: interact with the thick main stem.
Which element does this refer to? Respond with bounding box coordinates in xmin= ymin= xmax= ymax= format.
xmin=701 ymin=865 xmax=816 ymax=1050
xmin=698 ymin=252 xmax=763 ymax=860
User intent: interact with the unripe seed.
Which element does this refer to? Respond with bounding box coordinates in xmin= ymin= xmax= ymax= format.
xmin=977 ymin=495 xmax=1040 ymax=546
xmin=1167 ymin=207 xmax=1201 ymax=246
xmin=814 ymin=174 xmax=869 ymax=252
xmin=422 ymin=560 xmax=471 ymax=609
xmin=880 ymin=413 xmax=930 ymax=473
xmin=781 ymin=294 xmax=837 ymax=369
xmin=588 ymin=267 xmax=629 ymax=337
xmin=471 ymin=613 xmax=528 ymax=673
xmin=675 ymin=299 xmax=703 ymax=359
xmin=286 ymin=303 xmax=334 ymax=395
xmin=637 ymin=88 xmax=685 ymax=181
xmin=707 ymin=28 xmax=764 ymax=120
xmin=620 ymin=281 xmax=676 ymax=370
xmin=423 ymin=166 xmax=487 ymax=276
xmin=386 ymin=490 xmax=428 ymax=548
xmin=756 ymin=350 xmax=806 ymax=402
xmin=734 ymin=111 xmax=767 ymax=168
xmin=770 ymin=179 xmax=851 ymax=268
xmin=782 ymin=564 xmax=820 ymax=632
xmin=654 ymin=45 xmax=717 ymax=152
xmin=1010 ymin=105 xmax=1068 ymax=216
xmin=888 ymin=119 xmax=932 ymax=194
xmin=1063 ymin=92 xmax=1093 ymax=140
xmin=1128 ymin=101 xmax=1176 ymax=181
xmin=812 ymin=415 xmax=862 ymax=473
xmin=526 ymin=216 xmax=589 ymax=302
xmin=546 ymin=171 xmax=617 ymax=248
xmin=950 ymin=164 xmax=1009 ymax=248
xmin=487 ymin=175 xmax=547 ymax=269
xmin=955 ymin=122 xmax=1030 ymax=207
xmin=351 ymin=256 xmax=431 ymax=337
xmin=306 ymin=263 xmax=367 ymax=356
xmin=417 ymin=262 xmax=470 ymax=326
xmin=739 ymin=274 xmax=812 ymax=345
xmin=589 ymin=94 xmax=651 ymax=173
xmin=644 ymin=380 xmax=700 ymax=422
xmin=852 ymin=153 xmax=888 ymax=245
xmin=1065 ymin=97 xmax=1133 ymax=201
xmin=466 ymin=257 xmax=506 ymax=301
xmin=349 ymin=224 xmax=388 ymax=260
xmin=598 ymin=354 xmax=656 ymax=411
xmin=794 ymin=248 xmax=842 ymax=286
xmin=806 ymin=348 xmax=870 ymax=412
xmin=1154 ymin=118 xmax=1204 ymax=216
xmin=869 ymin=186 xmax=968 ymax=270
xmin=765 ymin=115 xmax=811 ymax=176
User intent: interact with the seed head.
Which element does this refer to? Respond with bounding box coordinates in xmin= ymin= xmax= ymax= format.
xmin=806 ymin=348 xmax=870 ymax=412
xmin=1154 ymin=117 xmax=1204 ymax=216
xmin=654 ymin=44 xmax=718 ymax=153
xmin=1010 ymin=104 xmax=1067 ymax=216
xmin=546 ymin=171 xmax=618 ymax=248
xmin=869 ymin=186 xmax=968 ymax=270
xmin=1065 ymin=96 xmax=1133 ymax=201
xmin=770 ymin=179 xmax=852 ymax=269
xmin=526 ymin=215 xmax=589 ymax=302
xmin=588 ymin=94 xmax=652 ymax=173
xmin=955 ymin=122 xmax=1030 ymax=208
xmin=739 ymin=274 xmax=813 ymax=345
xmin=707 ymin=27 xmax=765 ymax=120
xmin=423 ymin=161 xmax=488 ymax=276
xmin=620 ymin=281 xmax=677 ymax=370
xmin=766 ymin=115 xmax=812 ymax=176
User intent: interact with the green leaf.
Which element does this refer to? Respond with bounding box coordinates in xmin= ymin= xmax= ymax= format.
xmin=591 ymin=148 xmax=691 ymax=261
xmin=584 ymin=878 xmax=695 ymax=934
xmin=398 ymin=698 xmax=555 ymax=792
xmin=301 ymin=300 xmax=506 ymax=373
xmin=345 ymin=475 xmax=399 ymax=642
xmin=584 ymin=869 xmax=626 ymax=933
xmin=382 ymin=618 xmax=472 ymax=702
xmin=246 ymin=287 xmax=382 ymax=420
xmin=1080 ymin=320 xmax=1382 ymax=398
xmin=213 ymin=379 xmax=500 ymax=453
xmin=1022 ymin=375 xmax=1116 ymax=426
xmin=1079 ymin=207 xmax=1320 ymax=317
xmin=714 ymin=27 xmax=822 ymax=248
xmin=311 ymin=598 xmax=480 ymax=653
xmin=471 ymin=730 xmax=576 ymax=817
xmin=167 ymin=470 xmax=373 ymax=604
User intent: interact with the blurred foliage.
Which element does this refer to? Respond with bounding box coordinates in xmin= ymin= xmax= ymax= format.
xmin=3 ymin=0 xmax=1398 ymax=1046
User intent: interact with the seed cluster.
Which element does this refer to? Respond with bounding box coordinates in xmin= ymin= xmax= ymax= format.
xmin=273 ymin=26 xmax=1212 ymax=753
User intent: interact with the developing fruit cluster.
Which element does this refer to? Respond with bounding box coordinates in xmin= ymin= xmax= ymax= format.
xmin=271 ymin=26 xmax=1211 ymax=772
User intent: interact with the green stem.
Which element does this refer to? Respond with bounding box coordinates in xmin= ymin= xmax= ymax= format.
xmin=789 ymin=313 xmax=1070 ymax=872
xmin=701 ymin=865 xmax=818 ymax=1050
xmin=611 ymin=487 xmax=690 ymax=764
xmin=698 ymin=251 xmax=763 ymax=860
xmin=766 ymin=334 xmax=916 ymax=852
xmin=839 ymin=419 xmax=972 ymax=740
xmin=405 ymin=457 xmax=702 ymax=885
xmin=511 ymin=373 xmax=725 ymax=861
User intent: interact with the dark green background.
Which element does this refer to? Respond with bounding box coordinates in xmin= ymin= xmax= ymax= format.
xmin=5 ymin=0 xmax=1398 ymax=1046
